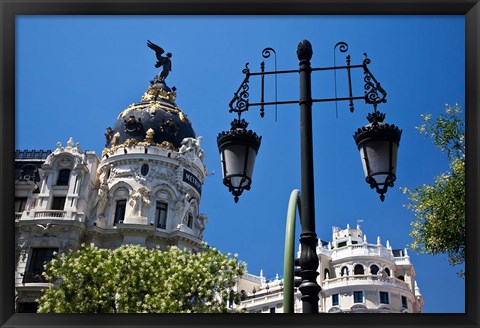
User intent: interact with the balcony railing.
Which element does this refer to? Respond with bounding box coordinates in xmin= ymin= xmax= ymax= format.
xmin=240 ymin=289 xmax=284 ymax=307
xmin=317 ymin=243 xmax=410 ymax=264
xmin=22 ymin=271 xmax=47 ymax=283
xmin=322 ymin=274 xmax=411 ymax=291
xmin=33 ymin=210 xmax=67 ymax=219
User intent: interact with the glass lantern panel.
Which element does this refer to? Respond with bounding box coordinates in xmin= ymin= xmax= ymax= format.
xmin=223 ymin=145 xmax=246 ymax=177
xmin=221 ymin=144 xmax=258 ymax=189
xmin=244 ymin=147 xmax=258 ymax=184
xmin=364 ymin=140 xmax=390 ymax=184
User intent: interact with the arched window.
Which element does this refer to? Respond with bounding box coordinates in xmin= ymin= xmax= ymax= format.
xmin=324 ymin=269 xmax=330 ymax=279
xmin=397 ymin=275 xmax=405 ymax=281
xmin=114 ymin=199 xmax=127 ymax=225
xmin=354 ymin=264 xmax=364 ymax=275
xmin=57 ymin=169 xmax=71 ymax=186
xmin=141 ymin=164 xmax=149 ymax=176
xmin=341 ymin=266 xmax=349 ymax=276
xmin=187 ymin=213 xmax=193 ymax=228
xmin=370 ymin=264 xmax=379 ymax=275
xmin=384 ymin=268 xmax=391 ymax=277
xmin=156 ymin=201 xmax=168 ymax=229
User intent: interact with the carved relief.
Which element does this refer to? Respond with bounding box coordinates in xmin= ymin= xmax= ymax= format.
xmin=128 ymin=187 xmax=151 ymax=217
xmin=58 ymin=157 xmax=73 ymax=169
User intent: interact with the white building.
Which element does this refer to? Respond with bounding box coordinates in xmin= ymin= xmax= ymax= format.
xmin=236 ymin=224 xmax=425 ymax=313
xmin=14 ymin=79 xmax=208 ymax=312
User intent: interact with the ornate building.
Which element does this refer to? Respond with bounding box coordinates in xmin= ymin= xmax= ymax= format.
xmin=236 ymin=225 xmax=424 ymax=313
xmin=14 ymin=49 xmax=208 ymax=312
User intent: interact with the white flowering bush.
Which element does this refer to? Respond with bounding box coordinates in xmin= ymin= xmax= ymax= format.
xmin=38 ymin=244 xmax=244 ymax=313
xmin=404 ymin=104 xmax=465 ymax=277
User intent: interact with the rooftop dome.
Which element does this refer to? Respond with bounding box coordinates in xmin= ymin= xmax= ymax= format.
xmin=103 ymin=82 xmax=195 ymax=156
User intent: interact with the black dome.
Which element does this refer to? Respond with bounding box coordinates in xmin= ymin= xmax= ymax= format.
xmin=104 ymin=82 xmax=195 ymax=153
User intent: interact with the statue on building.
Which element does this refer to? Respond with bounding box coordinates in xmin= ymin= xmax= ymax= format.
xmin=175 ymin=193 xmax=193 ymax=228
xmin=147 ymin=40 xmax=172 ymax=84
xmin=95 ymin=183 xmax=109 ymax=218
xmin=128 ymin=187 xmax=151 ymax=217
xmin=195 ymin=214 xmax=208 ymax=239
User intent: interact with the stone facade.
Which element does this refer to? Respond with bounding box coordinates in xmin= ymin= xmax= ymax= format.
xmin=14 ymin=83 xmax=208 ymax=312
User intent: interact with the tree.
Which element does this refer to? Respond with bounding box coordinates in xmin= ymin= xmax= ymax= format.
xmin=37 ymin=244 xmax=245 ymax=313
xmin=403 ymin=103 xmax=465 ymax=278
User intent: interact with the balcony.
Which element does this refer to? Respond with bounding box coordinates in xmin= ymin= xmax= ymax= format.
xmin=317 ymin=243 xmax=410 ymax=264
xmin=22 ymin=271 xmax=47 ymax=284
xmin=240 ymin=289 xmax=284 ymax=308
xmin=322 ymin=274 xmax=411 ymax=292
xmin=33 ymin=210 xmax=67 ymax=219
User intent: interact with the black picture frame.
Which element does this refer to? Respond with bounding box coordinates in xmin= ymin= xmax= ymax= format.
xmin=1 ymin=1 xmax=478 ymax=328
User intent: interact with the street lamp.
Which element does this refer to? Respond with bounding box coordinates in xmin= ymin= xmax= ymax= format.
xmin=217 ymin=40 xmax=401 ymax=313
xmin=354 ymin=111 xmax=402 ymax=201
xmin=217 ymin=119 xmax=262 ymax=203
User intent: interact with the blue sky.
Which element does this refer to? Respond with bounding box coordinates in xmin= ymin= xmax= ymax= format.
xmin=16 ymin=15 xmax=465 ymax=313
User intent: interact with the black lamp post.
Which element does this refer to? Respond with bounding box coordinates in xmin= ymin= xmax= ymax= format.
xmin=217 ymin=40 xmax=401 ymax=313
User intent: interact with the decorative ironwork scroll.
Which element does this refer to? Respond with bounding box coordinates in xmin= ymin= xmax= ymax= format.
xmin=261 ymin=47 xmax=278 ymax=120
xmin=229 ymin=63 xmax=251 ymax=119
xmin=333 ymin=42 xmax=351 ymax=116
xmin=363 ymin=53 xmax=387 ymax=109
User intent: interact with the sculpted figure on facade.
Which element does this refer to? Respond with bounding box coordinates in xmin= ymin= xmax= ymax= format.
xmin=377 ymin=267 xmax=388 ymax=281
xmin=179 ymin=136 xmax=204 ymax=161
xmin=95 ymin=183 xmax=109 ymax=218
xmin=128 ymin=187 xmax=151 ymax=217
xmin=175 ymin=192 xmax=193 ymax=227
xmin=195 ymin=214 xmax=208 ymax=239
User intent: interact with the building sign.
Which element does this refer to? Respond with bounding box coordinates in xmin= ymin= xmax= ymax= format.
xmin=183 ymin=169 xmax=202 ymax=195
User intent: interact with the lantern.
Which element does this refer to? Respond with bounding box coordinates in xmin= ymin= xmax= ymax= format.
xmin=217 ymin=119 xmax=262 ymax=202
xmin=354 ymin=111 xmax=402 ymax=201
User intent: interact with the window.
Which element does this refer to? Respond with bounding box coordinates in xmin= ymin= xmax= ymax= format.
xmin=19 ymin=165 xmax=36 ymax=180
xmin=401 ymin=296 xmax=408 ymax=308
xmin=156 ymin=202 xmax=168 ymax=229
xmin=114 ymin=200 xmax=127 ymax=225
xmin=397 ymin=275 xmax=405 ymax=281
xmin=57 ymin=169 xmax=71 ymax=186
xmin=332 ymin=294 xmax=339 ymax=306
xmin=337 ymin=241 xmax=347 ymax=248
xmin=353 ymin=291 xmax=363 ymax=303
xmin=370 ymin=264 xmax=379 ymax=275
xmin=141 ymin=164 xmax=149 ymax=176
xmin=379 ymin=291 xmax=389 ymax=304
xmin=270 ymin=307 xmax=275 ymax=313
xmin=324 ymin=269 xmax=330 ymax=279
xmin=23 ymin=248 xmax=58 ymax=283
xmin=354 ymin=264 xmax=364 ymax=275
xmin=341 ymin=266 xmax=349 ymax=276
xmin=15 ymin=197 xmax=27 ymax=212
xmin=17 ymin=302 xmax=38 ymax=313
xmin=51 ymin=197 xmax=66 ymax=210
xmin=384 ymin=268 xmax=391 ymax=276
xmin=187 ymin=213 xmax=193 ymax=228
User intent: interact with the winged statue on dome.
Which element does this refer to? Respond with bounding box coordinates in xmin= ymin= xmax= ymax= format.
xmin=147 ymin=40 xmax=172 ymax=83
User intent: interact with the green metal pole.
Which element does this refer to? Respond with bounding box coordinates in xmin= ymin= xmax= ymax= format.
xmin=283 ymin=189 xmax=301 ymax=313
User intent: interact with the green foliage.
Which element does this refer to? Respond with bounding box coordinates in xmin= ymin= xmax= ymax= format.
xmin=38 ymin=244 xmax=245 ymax=313
xmin=403 ymin=104 xmax=465 ymax=278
